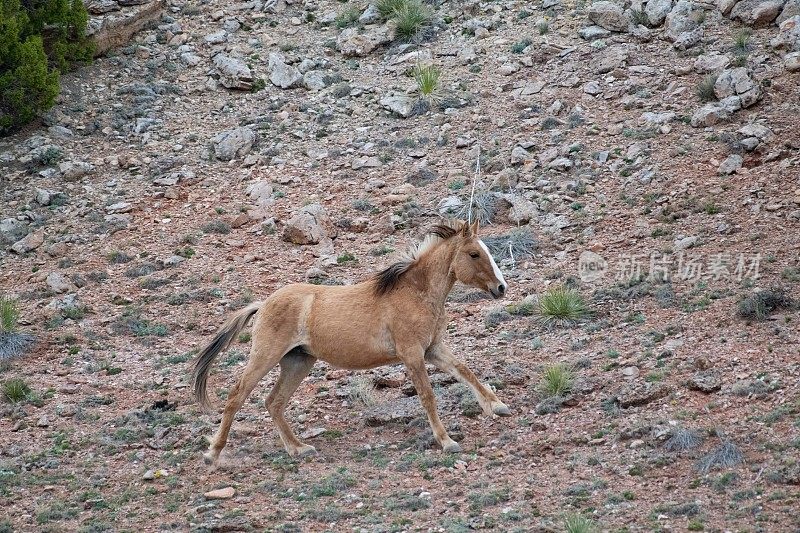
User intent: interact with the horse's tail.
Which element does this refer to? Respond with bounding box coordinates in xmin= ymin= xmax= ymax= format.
xmin=191 ymin=302 xmax=262 ymax=410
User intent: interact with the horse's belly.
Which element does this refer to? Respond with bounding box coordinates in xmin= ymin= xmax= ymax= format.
xmin=307 ymin=339 xmax=397 ymax=370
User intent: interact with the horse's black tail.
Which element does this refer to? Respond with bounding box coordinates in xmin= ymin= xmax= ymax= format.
xmin=190 ymin=302 xmax=262 ymax=410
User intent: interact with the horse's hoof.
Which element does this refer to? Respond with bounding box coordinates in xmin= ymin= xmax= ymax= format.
xmin=291 ymin=444 xmax=317 ymax=458
xmin=442 ymin=440 xmax=462 ymax=453
xmin=492 ymin=403 xmax=511 ymax=416
xmin=203 ymin=451 xmax=218 ymax=466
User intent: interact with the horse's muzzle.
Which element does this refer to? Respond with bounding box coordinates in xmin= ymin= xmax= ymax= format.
xmin=489 ymin=283 xmax=507 ymax=299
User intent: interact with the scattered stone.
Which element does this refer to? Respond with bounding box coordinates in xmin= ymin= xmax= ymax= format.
xmin=211 ymin=127 xmax=256 ymax=161
xmin=11 ymin=229 xmax=44 ymax=254
xmin=46 ymin=272 xmax=73 ymax=293
xmin=204 ymin=487 xmax=236 ymax=500
xmin=579 ymin=25 xmax=612 ymax=40
xmin=106 ymin=202 xmax=132 ymax=214
xmin=379 ymin=94 xmax=416 ymax=118
xmin=687 ymin=371 xmax=722 ymax=392
xmin=337 ymin=23 xmax=395 ymax=57
xmin=246 ymin=181 xmax=274 ymax=207
xmin=212 ymin=53 xmax=254 ymax=90
xmin=495 ymin=193 xmax=538 ymax=224
xmin=59 ymin=160 xmax=93 ymax=180
xmin=691 ymin=99 xmax=735 ymax=127
xmin=617 ymin=382 xmax=672 ymax=407
xmin=584 ymin=81 xmax=602 ymax=95
xmin=300 ymin=427 xmax=326 ymax=439
xmin=718 ymin=154 xmax=743 ymax=174
xmin=695 ymin=52 xmax=731 ymax=73
xmin=778 ymin=0 xmax=800 ymax=23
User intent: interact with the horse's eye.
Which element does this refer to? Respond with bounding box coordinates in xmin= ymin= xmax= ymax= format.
xmin=469 ymin=252 xmax=480 ymax=259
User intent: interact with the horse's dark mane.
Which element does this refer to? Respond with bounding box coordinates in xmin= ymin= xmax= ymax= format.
xmin=372 ymin=224 xmax=460 ymax=296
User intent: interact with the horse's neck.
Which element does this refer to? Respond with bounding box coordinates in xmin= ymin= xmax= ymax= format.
xmin=413 ymin=241 xmax=457 ymax=309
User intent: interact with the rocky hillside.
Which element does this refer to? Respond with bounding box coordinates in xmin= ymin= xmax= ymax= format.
xmin=1 ymin=0 xmax=799 ymax=529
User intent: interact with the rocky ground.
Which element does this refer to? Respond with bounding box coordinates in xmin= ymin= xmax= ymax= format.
xmin=1 ymin=0 xmax=800 ymax=530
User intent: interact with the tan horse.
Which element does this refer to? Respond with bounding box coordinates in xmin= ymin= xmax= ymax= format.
xmin=191 ymin=219 xmax=509 ymax=466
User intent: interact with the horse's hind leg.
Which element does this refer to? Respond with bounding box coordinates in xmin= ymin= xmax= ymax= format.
xmin=265 ymin=351 xmax=317 ymax=457
xmin=204 ymin=339 xmax=289 ymax=466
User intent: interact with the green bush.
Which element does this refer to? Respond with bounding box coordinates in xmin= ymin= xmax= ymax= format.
xmin=0 ymin=0 xmax=93 ymax=135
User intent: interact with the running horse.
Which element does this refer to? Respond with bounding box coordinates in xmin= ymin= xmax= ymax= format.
xmin=191 ymin=219 xmax=510 ymax=466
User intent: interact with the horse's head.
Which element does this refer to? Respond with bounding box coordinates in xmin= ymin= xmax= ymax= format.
xmin=451 ymin=220 xmax=507 ymax=299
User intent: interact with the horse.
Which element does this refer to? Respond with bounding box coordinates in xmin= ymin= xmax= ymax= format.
xmin=191 ymin=219 xmax=510 ymax=466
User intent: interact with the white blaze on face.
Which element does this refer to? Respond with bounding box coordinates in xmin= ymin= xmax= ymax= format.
xmin=478 ymin=240 xmax=506 ymax=287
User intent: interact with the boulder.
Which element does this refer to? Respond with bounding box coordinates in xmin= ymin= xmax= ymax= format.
xmin=771 ymin=15 xmax=800 ymax=50
xmin=714 ymin=67 xmax=762 ymax=108
xmin=777 ymin=0 xmax=800 ymax=23
xmin=645 ymin=0 xmax=674 ymax=25
xmin=268 ymin=52 xmax=302 ymax=89
xmin=730 ymin=0 xmax=785 ymax=26
xmin=210 ymin=127 xmax=256 ymax=161
xmin=588 ymin=1 xmax=630 ymax=31
xmin=665 ymin=0 xmax=700 ymax=41
xmin=337 ymin=23 xmax=396 ymax=57
xmin=785 ymin=50 xmax=800 ymax=69
xmin=282 ymin=204 xmax=335 ymax=245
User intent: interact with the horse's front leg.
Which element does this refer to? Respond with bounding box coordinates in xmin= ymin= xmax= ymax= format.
xmin=398 ymin=345 xmax=462 ymax=453
xmin=426 ymin=343 xmax=511 ymax=417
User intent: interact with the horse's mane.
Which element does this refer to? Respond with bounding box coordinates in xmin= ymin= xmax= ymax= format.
xmin=372 ymin=223 xmax=460 ymax=296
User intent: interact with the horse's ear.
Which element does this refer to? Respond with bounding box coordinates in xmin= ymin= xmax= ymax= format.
xmin=461 ymin=220 xmax=472 ymax=236
xmin=470 ymin=219 xmax=479 ymax=236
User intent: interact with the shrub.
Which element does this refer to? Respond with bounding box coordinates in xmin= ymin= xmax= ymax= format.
xmin=696 ymin=74 xmax=717 ymax=102
xmin=349 ymin=375 xmax=377 ymax=407
xmin=393 ymin=0 xmax=432 ymax=41
xmin=2 ymin=377 xmax=32 ymax=402
xmin=664 ymin=427 xmax=704 ymax=453
xmin=536 ymin=20 xmax=550 ymax=34
xmin=733 ymin=29 xmax=751 ymax=52
xmin=0 ymin=0 xmax=93 ymax=134
xmin=536 ymin=286 xmax=591 ymax=326
xmin=511 ymin=38 xmax=532 ymax=53
xmin=412 ymin=63 xmax=439 ymax=101
xmin=376 ymin=0 xmax=406 ymax=18
xmin=335 ymin=6 xmax=360 ymax=28
xmin=564 ymin=513 xmax=595 ymax=533
xmin=0 ymin=295 xmax=34 ymax=360
xmin=697 ymin=439 xmax=743 ymax=473
xmin=0 ymin=296 xmax=19 ymax=333
xmin=455 ymin=189 xmax=497 ymax=225
xmin=737 ymin=288 xmax=792 ymax=321
xmin=482 ymin=228 xmax=537 ymax=262
xmin=538 ymin=363 xmax=574 ymax=398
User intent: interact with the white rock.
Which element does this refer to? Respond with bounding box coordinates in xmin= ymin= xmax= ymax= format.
xmin=211 ymin=127 xmax=256 ymax=161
